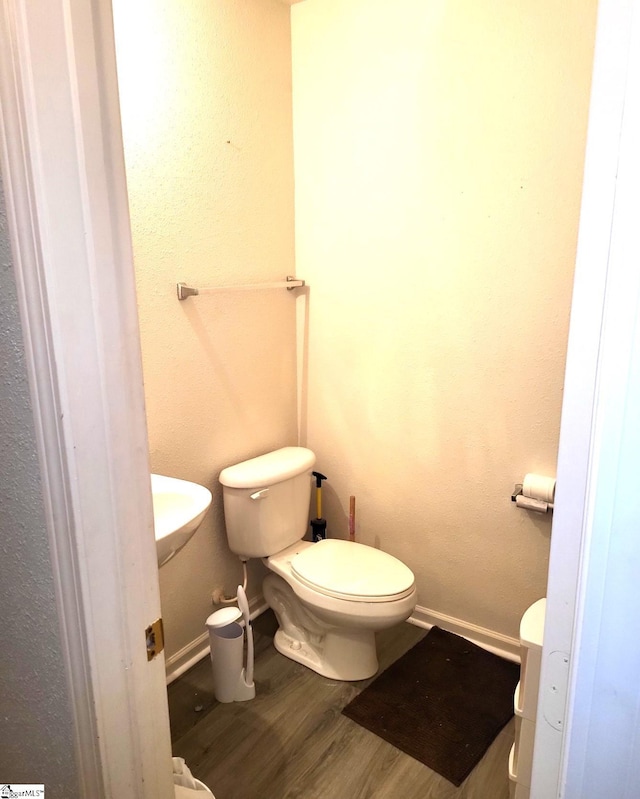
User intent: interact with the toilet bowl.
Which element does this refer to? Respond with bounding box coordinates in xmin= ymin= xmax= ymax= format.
xmin=219 ymin=447 xmax=417 ymax=681
xmin=264 ymin=539 xmax=417 ymax=680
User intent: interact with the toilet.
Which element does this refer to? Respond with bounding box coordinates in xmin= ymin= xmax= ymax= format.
xmin=219 ymin=446 xmax=417 ymax=681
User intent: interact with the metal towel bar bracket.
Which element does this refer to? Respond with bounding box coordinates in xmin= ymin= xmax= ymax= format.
xmin=177 ymin=275 xmax=305 ymax=300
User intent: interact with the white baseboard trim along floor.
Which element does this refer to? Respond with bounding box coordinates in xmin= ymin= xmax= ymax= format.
xmin=165 ymin=597 xmax=520 ymax=684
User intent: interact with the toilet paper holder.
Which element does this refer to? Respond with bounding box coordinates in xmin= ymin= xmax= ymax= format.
xmin=512 ymin=474 xmax=556 ymax=513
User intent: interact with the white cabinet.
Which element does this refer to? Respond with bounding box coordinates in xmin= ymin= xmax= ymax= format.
xmin=509 ymin=598 xmax=546 ymax=799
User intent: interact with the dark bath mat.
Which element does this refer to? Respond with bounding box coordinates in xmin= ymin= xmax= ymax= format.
xmin=342 ymin=626 xmax=520 ymax=786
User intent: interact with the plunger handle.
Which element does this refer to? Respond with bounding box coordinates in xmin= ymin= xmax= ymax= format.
xmin=312 ymin=471 xmax=327 ymax=518
xmin=349 ymin=495 xmax=356 ymax=541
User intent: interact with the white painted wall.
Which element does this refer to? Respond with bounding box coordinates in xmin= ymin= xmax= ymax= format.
xmin=0 ymin=176 xmax=79 ymax=793
xmin=291 ymin=0 xmax=598 ymax=638
xmin=112 ymin=0 xmax=298 ymax=660
xmin=112 ymin=0 xmax=598 ymax=661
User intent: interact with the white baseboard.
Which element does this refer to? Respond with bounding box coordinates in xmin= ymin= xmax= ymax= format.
xmin=165 ymin=596 xmax=270 ymax=684
xmin=409 ymin=604 xmax=521 ymax=663
xmin=166 ymin=598 xmax=520 ymax=683
xmin=165 ymin=631 xmax=210 ymax=685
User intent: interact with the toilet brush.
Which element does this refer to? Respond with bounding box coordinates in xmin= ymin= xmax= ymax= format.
xmin=205 ymin=590 xmax=255 ymax=703
xmin=311 ymin=471 xmax=327 ymax=541
xmin=236 ymin=585 xmax=255 ymax=698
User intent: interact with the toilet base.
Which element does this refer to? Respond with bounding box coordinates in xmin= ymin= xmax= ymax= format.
xmin=272 ymin=626 xmax=378 ymax=681
xmin=264 ymin=573 xmax=379 ymax=681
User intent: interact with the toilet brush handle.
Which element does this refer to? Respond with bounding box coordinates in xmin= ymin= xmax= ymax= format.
xmin=245 ymin=622 xmax=254 ymax=686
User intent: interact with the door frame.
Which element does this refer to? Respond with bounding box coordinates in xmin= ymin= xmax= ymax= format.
xmin=531 ymin=0 xmax=640 ymax=795
xmin=0 ymin=0 xmax=173 ymax=796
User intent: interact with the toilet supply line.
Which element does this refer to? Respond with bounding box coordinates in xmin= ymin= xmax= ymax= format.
xmin=211 ymin=558 xmax=248 ymax=605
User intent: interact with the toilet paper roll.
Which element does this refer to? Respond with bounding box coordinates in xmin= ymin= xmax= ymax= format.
xmin=523 ymin=473 xmax=556 ymax=503
xmin=516 ymin=494 xmax=549 ymax=513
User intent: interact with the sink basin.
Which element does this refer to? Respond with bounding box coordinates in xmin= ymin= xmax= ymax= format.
xmin=151 ymin=474 xmax=212 ymax=566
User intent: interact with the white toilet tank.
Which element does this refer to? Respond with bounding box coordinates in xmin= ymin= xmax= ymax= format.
xmin=219 ymin=447 xmax=316 ymax=559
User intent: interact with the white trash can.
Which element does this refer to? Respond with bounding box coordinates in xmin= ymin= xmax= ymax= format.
xmin=172 ymin=757 xmax=216 ymax=797
xmin=206 ymin=606 xmax=255 ymax=703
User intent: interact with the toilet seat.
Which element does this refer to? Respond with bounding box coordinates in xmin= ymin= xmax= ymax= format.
xmin=290 ymin=539 xmax=415 ymax=603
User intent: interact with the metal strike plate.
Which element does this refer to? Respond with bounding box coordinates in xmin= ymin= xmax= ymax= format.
xmin=543 ymin=650 xmax=570 ymax=731
xmin=145 ymin=618 xmax=165 ymax=661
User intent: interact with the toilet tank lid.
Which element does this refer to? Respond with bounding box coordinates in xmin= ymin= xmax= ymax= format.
xmin=219 ymin=447 xmax=316 ymax=489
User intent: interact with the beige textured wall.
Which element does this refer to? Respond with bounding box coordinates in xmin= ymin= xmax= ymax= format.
xmin=113 ymin=0 xmax=298 ymax=659
xmin=291 ymin=0 xmax=598 ymax=638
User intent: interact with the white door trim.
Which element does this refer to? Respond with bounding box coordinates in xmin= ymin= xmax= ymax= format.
xmin=0 ymin=1 xmax=173 ymax=796
xmin=531 ymin=0 xmax=640 ymax=795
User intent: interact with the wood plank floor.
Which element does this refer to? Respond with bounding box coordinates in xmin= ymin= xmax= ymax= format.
xmin=168 ymin=612 xmax=514 ymax=799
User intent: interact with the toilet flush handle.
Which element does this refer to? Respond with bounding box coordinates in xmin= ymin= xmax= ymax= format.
xmin=250 ymin=488 xmax=270 ymax=500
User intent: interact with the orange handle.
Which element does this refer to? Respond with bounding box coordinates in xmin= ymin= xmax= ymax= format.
xmin=349 ymin=496 xmax=356 ymax=541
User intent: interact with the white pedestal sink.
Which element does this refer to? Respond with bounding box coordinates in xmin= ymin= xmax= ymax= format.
xmin=151 ymin=474 xmax=212 ymax=567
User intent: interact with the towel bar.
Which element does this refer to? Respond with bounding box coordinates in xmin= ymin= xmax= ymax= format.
xmin=177 ymin=275 xmax=305 ymax=300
